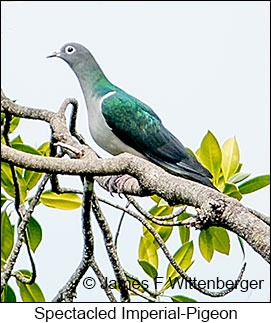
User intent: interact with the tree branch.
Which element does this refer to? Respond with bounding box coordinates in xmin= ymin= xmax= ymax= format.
xmin=1 ymin=175 xmax=49 ymax=292
xmin=125 ymin=195 xmax=188 ymax=226
xmin=99 ymin=197 xmax=191 ymax=227
xmin=99 ymin=195 xmax=247 ymax=297
xmin=52 ymin=176 xmax=116 ymax=302
xmin=114 ymin=201 xmax=130 ymax=246
xmin=91 ymin=194 xmax=130 ymax=302
xmin=1 ymin=95 xmax=270 ymax=263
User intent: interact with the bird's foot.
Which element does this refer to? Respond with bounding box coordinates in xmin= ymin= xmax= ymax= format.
xmin=105 ymin=174 xmax=133 ymax=195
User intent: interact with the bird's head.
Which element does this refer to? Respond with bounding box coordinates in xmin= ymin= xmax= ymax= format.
xmin=47 ymin=42 xmax=92 ymax=68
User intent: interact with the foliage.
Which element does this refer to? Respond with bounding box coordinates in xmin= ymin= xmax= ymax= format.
xmin=196 ymin=131 xmax=270 ymax=198
xmin=1 ymin=118 xmax=269 ymax=302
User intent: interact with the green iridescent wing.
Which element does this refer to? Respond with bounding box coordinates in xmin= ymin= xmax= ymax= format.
xmin=102 ymin=90 xmax=213 ymax=185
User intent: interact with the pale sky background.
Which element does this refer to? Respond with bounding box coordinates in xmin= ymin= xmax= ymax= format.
xmin=1 ymin=1 xmax=270 ymax=302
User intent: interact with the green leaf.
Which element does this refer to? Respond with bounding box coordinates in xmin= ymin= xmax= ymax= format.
xmin=197 ymin=130 xmax=222 ymax=181
xmin=1 ymin=162 xmax=15 ymax=198
xmin=171 ymin=295 xmax=197 ymax=302
xmin=150 ymin=195 xmax=161 ymax=204
xmin=16 ymin=171 xmax=28 ymax=202
xmin=138 ymin=260 xmax=158 ymax=279
xmin=149 ymin=196 xmax=168 ymax=207
xmin=9 ymin=116 xmax=20 ymax=133
xmin=16 ymin=270 xmax=45 ymax=302
xmin=38 ymin=142 xmax=50 ymax=156
xmin=208 ymin=227 xmax=230 ymax=255
xmin=178 ymin=212 xmax=192 ymax=244
xmin=1 ymin=284 xmax=16 ymax=302
xmin=157 ymin=198 xmax=169 ymax=207
xmin=235 ymin=163 xmax=242 ymax=173
xmin=166 ymin=241 xmax=194 ymax=279
xmin=1 ymin=162 xmax=27 ymax=201
xmin=229 ymin=191 xmax=242 ymax=200
xmin=26 ymin=216 xmax=42 ymax=252
xmin=228 ymin=172 xmax=251 ymax=184
xmin=11 ymin=135 xmax=23 ymax=144
xmin=1 ymin=210 xmax=14 ymax=268
xmin=214 ymin=169 xmax=225 ymax=192
xmin=222 ymin=137 xmax=240 ymax=181
xmin=138 ymin=236 xmax=158 ymax=278
xmin=1 ymin=112 xmax=5 ymax=124
xmin=40 ymin=191 xmax=82 ymax=210
xmin=199 ymin=229 xmax=214 ymax=262
xmin=238 ymin=175 xmax=270 ymax=194
xmin=150 ymin=224 xmax=173 ymax=250
xmin=162 ymin=241 xmax=194 ymax=292
xmin=11 ymin=143 xmax=42 ymax=155
xmin=24 ymin=170 xmax=43 ymax=191
xmin=223 ymin=182 xmax=242 ymax=200
xmin=1 ymin=193 xmax=8 ymax=208
xmin=149 ymin=205 xmax=174 ymax=217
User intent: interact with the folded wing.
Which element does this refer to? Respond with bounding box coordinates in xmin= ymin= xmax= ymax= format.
xmin=102 ymin=91 xmax=215 ymax=189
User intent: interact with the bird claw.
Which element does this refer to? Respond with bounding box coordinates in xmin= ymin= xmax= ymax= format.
xmin=105 ymin=174 xmax=132 ymax=196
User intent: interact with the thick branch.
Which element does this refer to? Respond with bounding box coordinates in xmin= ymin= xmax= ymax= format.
xmin=1 ymin=95 xmax=270 ymax=263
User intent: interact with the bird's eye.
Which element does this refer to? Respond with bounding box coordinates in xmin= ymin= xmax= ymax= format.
xmin=65 ymin=46 xmax=76 ymax=54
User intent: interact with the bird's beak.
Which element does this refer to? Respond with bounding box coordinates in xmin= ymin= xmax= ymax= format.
xmin=46 ymin=50 xmax=60 ymax=59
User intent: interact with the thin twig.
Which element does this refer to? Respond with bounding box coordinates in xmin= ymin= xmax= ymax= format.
xmin=58 ymin=98 xmax=78 ymax=115
xmin=2 ymin=112 xmax=21 ymax=212
xmin=128 ymin=287 xmax=158 ymax=302
xmin=1 ymin=174 xmax=50 ymax=291
xmin=99 ymin=197 xmax=193 ymax=227
xmin=114 ymin=201 xmax=130 ymax=246
xmin=1 ymin=112 xmax=39 ymax=289
xmin=54 ymin=142 xmax=83 ymax=157
xmin=1 ymin=206 xmax=27 ymax=292
xmin=28 ymin=174 xmax=50 ymax=213
xmin=50 ymin=173 xmax=83 ymax=195
xmin=92 ymin=194 xmax=130 ymax=302
xmin=53 ymin=187 xmax=83 ymax=195
xmin=67 ymin=99 xmax=88 ymax=145
xmin=126 ymin=195 xmax=187 ymax=221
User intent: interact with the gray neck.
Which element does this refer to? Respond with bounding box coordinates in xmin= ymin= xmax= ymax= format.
xmin=68 ymin=53 xmax=109 ymax=98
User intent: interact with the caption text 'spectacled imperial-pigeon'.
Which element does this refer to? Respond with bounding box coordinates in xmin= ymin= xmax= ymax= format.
xmin=47 ymin=42 xmax=216 ymax=189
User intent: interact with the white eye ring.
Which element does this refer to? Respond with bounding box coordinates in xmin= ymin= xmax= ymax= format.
xmin=65 ymin=46 xmax=76 ymax=54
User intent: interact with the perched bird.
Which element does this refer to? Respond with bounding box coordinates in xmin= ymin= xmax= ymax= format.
xmin=47 ymin=42 xmax=216 ymax=190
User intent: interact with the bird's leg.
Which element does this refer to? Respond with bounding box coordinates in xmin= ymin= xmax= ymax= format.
xmin=115 ymin=174 xmax=133 ymax=192
xmin=106 ymin=175 xmax=119 ymax=195
xmin=105 ymin=174 xmax=133 ymax=195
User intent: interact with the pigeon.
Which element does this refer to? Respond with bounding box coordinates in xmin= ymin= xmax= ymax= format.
xmin=47 ymin=42 xmax=217 ymax=190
